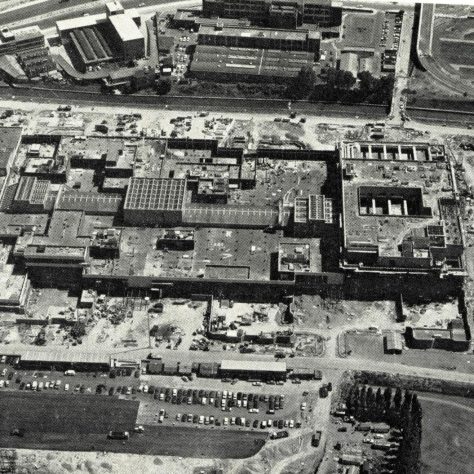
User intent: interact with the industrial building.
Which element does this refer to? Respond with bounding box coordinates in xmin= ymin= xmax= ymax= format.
xmin=405 ymin=319 xmax=470 ymax=352
xmin=202 ymin=0 xmax=342 ymax=29
xmin=123 ymin=178 xmax=187 ymax=226
xmin=340 ymin=141 xmax=465 ymax=277
xmin=219 ymin=359 xmax=287 ymax=381
xmin=197 ymin=25 xmax=320 ymax=55
xmin=56 ymin=1 xmax=144 ymax=71
xmin=190 ymin=45 xmax=315 ymax=82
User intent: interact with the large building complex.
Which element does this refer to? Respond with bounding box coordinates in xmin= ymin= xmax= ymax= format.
xmin=340 ymin=141 xmax=465 ymax=279
xmin=0 ymin=127 xmax=465 ymax=302
xmin=202 ymin=0 xmax=342 ymax=29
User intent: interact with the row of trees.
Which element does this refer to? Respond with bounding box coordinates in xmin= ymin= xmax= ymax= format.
xmin=288 ymin=67 xmax=394 ymax=105
xmin=345 ymin=385 xmax=422 ymax=474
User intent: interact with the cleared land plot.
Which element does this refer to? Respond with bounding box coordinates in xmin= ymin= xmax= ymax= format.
xmin=421 ymin=397 xmax=474 ymax=474
xmin=340 ymin=12 xmax=382 ymax=50
xmin=439 ymin=40 xmax=474 ymax=66
xmin=0 ymin=425 xmax=266 ymax=458
xmin=0 ymin=392 xmax=139 ymax=434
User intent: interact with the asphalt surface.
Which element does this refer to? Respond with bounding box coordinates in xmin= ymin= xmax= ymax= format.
xmin=0 ymin=0 xmax=176 ymax=29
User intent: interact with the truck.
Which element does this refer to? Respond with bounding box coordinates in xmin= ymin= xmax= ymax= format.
xmin=107 ymin=431 xmax=129 ymax=440
xmin=270 ymin=430 xmax=289 ymax=440
xmin=311 ymin=431 xmax=322 ymax=447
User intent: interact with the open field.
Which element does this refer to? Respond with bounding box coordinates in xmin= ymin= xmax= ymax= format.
xmin=420 ymin=396 xmax=474 ymax=474
xmin=0 ymin=392 xmax=139 ymax=433
xmin=0 ymin=425 xmax=266 ymax=458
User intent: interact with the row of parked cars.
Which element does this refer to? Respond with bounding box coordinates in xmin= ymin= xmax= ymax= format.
xmin=169 ymin=410 xmax=300 ymax=430
xmin=148 ymin=387 xmax=286 ymax=413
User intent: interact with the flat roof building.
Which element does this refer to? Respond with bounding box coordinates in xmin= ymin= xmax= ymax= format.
xmin=220 ymin=359 xmax=287 ymax=380
xmin=0 ymin=126 xmax=22 ymax=176
xmin=0 ymin=26 xmax=45 ymax=56
xmin=123 ymin=178 xmax=187 ymax=226
xmin=190 ymin=45 xmax=315 ymax=82
xmin=202 ymin=0 xmax=342 ymax=29
xmin=198 ymin=25 xmax=320 ymax=55
xmin=340 ymin=141 xmax=464 ymax=277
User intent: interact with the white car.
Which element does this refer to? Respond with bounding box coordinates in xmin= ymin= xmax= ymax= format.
xmin=64 ymin=383 xmax=69 ymax=391
xmin=289 ymin=420 xmax=294 ymax=428
xmin=159 ymin=415 xmax=164 ymax=423
xmin=223 ymin=417 xmax=229 ymax=425
xmin=176 ymin=413 xmax=181 ymax=421
xmin=301 ymin=402 xmax=307 ymax=410
xmin=198 ymin=415 xmax=204 ymax=424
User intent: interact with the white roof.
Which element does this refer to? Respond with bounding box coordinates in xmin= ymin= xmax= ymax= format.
xmin=109 ymin=14 xmax=144 ymax=42
xmin=221 ymin=359 xmax=286 ymax=373
xmin=56 ymin=13 xmax=106 ymax=32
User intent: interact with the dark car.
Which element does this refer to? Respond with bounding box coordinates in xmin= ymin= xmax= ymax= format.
xmin=253 ymin=420 xmax=259 ymax=428
xmin=109 ymin=387 xmax=115 ymax=396
xmin=278 ymin=420 xmax=284 ymax=429
xmin=10 ymin=428 xmax=25 ymax=437
xmin=245 ymin=419 xmax=251 ymax=427
xmin=181 ymin=414 xmax=187 ymax=422
xmin=19 ymin=382 xmax=25 ymax=390
xmin=148 ymin=385 xmax=155 ymax=394
xmin=193 ymin=415 xmax=199 ymax=423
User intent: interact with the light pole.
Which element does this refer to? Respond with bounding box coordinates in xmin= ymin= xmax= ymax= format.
xmin=144 ymin=296 xmax=151 ymax=349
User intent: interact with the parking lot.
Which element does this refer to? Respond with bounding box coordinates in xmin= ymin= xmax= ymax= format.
xmin=135 ymin=383 xmax=318 ymax=432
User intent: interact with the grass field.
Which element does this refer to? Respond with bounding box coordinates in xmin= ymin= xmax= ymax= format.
xmin=420 ymin=396 xmax=474 ymax=474
xmin=0 ymin=392 xmax=139 ymax=434
xmin=439 ymin=41 xmax=474 ymax=66
xmin=0 ymin=392 xmax=266 ymax=458
xmin=0 ymin=425 xmax=266 ymax=458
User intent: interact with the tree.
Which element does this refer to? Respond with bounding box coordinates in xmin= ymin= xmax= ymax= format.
xmin=71 ymin=321 xmax=86 ymax=340
xmin=156 ymin=78 xmax=172 ymax=95
xmin=394 ymin=387 xmax=403 ymax=411
xmin=287 ymin=66 xmax=316 ymax=100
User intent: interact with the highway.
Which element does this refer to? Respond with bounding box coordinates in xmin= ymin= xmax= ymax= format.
xmin=0 ymin=0 xmax=185 ymax=29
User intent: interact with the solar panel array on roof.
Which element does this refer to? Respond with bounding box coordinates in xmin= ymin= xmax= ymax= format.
xmin=124 ymin=178 xmax=185 ymax=211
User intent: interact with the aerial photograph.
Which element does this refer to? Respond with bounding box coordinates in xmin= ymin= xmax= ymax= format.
xmin=0 ymin=0 xmax=472 ymax=472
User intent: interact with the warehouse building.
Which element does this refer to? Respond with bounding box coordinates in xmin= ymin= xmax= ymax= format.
xmin=17 ymin=349 xmax=110 ymax=371
xmin=198 ymin=25 xmax=320 ymax=56
xmin=190 ymin=45 xmax=315 ymax=82
xmin=56 ymin=1 xmax=144 ymax=71
xmin=202 ymin=0 xmax=342 ymax=29
xmin=219 ymin=359 xmax=287 ymax=381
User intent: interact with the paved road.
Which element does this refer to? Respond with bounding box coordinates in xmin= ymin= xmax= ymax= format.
xmin=2 ymin=342 xmax=473 ymax=385
xmin=0 ymin=0 xmax=178 ymax=29
xmin=389 ymin=9 xmax=414 ymax=123
xmin=416 ymin=3 xmax=473 ymax=97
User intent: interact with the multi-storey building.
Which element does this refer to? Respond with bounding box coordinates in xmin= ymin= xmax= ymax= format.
xmin=202 ymin=0 xmax=342 ymax=28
